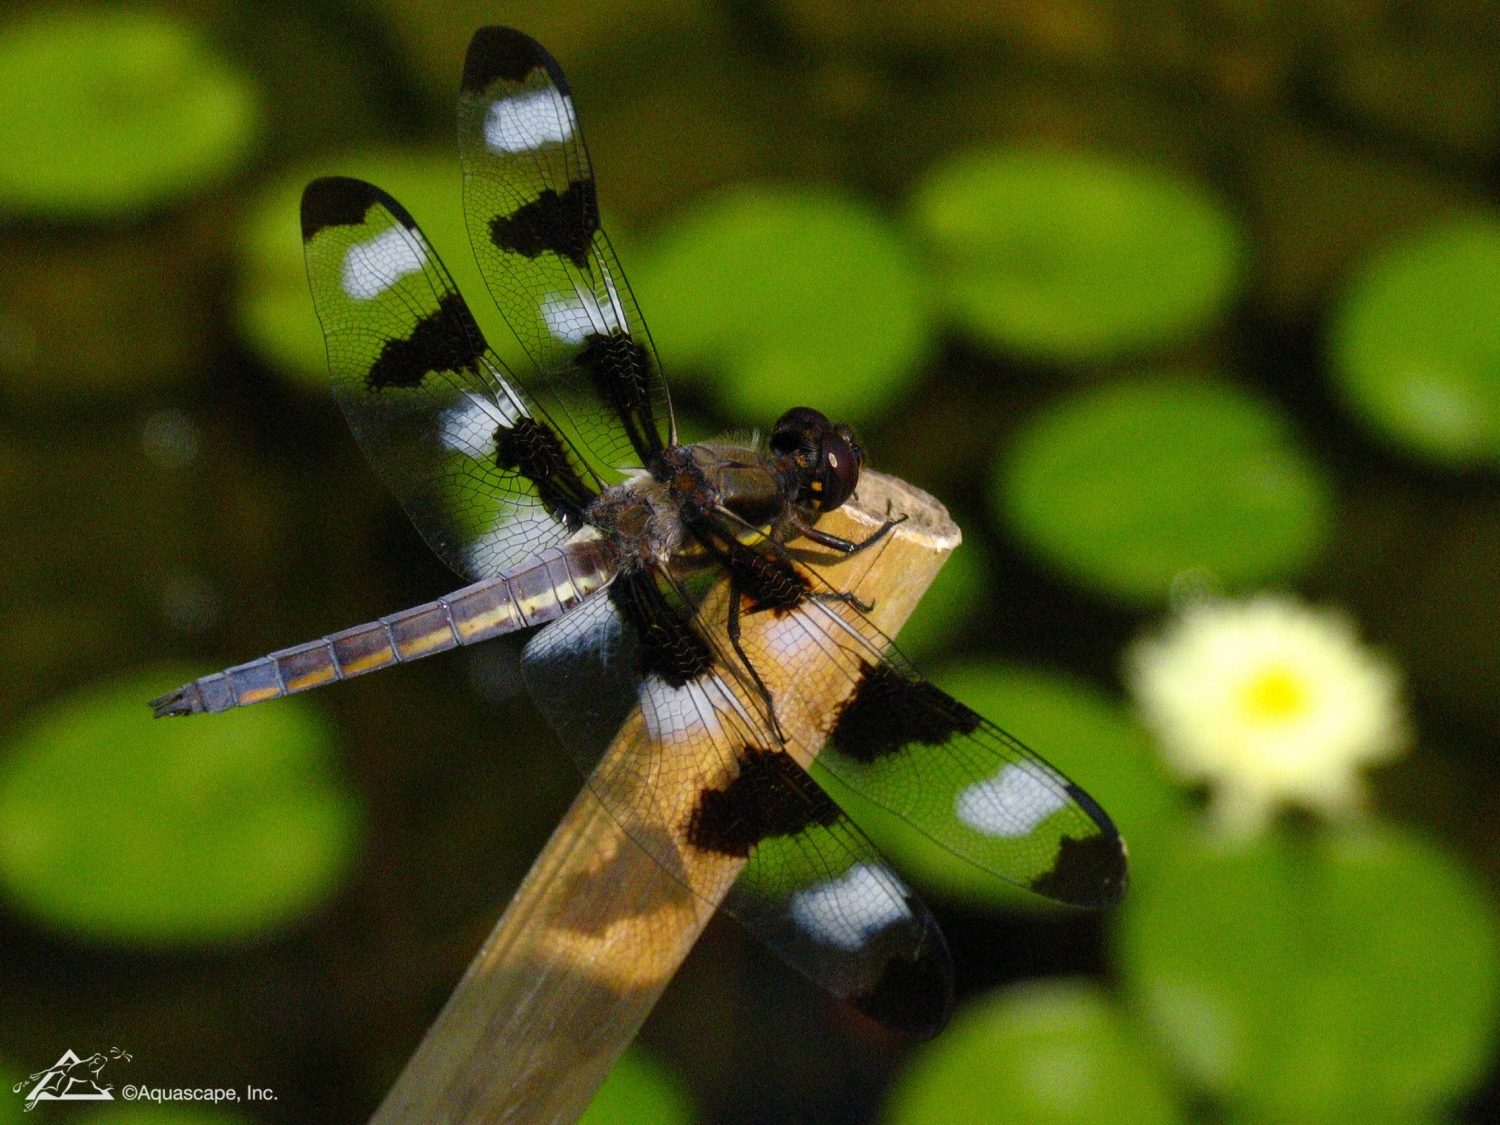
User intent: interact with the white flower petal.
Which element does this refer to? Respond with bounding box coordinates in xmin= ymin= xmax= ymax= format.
xmin=1127 ymin=593 xmax=1407 ymax=833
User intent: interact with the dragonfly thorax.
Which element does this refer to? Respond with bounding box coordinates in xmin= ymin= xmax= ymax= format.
xmin=585 ymin=471 xmax=686 ymax=572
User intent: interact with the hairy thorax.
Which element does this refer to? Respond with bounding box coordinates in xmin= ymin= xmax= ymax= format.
xmin=585 ymin=470 xmax=685 ymax=573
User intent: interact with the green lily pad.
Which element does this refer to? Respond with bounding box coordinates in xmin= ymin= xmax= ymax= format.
xmin=892 ymin=538 xmax=989 ymax=663
xmin=825 ymin=662 xmax=1182 ymax=909
xmin=634 ymin=184 xmax=931 ymax=423
xmin=0 ymin=666 xmax=363 ymax=945
xmin=997 ymin=374 xmax=1332 ymax=604
xmin=885 ymin=978 xmax=1185 ymax=1125
xmin=909 ymin=148 xmax=1242 ymax=362
xmin=580 ymin=1046 xmax=695 ymax=1125
xmin=0 ymin=10 xmax=259 ymax=219
xmin=1116 ymin=823 xmax=1500 ymax=1122
xmin=1329 ymin=214 xmax=1500 ymax=466
xmin=238 ymin=150 xmax=529 ymax=388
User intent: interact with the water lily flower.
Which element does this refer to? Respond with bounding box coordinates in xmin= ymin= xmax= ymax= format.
xmin=1125 ymin=593 xmax=1408 ymax=836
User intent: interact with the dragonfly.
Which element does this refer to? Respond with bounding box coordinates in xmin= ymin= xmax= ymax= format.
xmin=151 ymin=25 xmax=1126 ymax=1039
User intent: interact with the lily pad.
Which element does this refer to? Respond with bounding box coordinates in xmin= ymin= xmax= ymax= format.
xmin=1329 ymin=214 xmax=1500 ymax=466
xmin=580 ymin=1046 xmax=695 ymax=1125
xmin=1117 ymin=823 xmax=1500 ymax=1121
xmin=892 ymin=538 xmax=989 ymax=663
xmin=825 ymin=662 xmax=1182 ymax=909
xmin=634 ymin=184 xmax=931 ymax=423
xmin=0 ymin=667 xmax=362 ymax=945
xmin=910 ymin=148 xmax=1242 ymax=361
xmin=237 ymin=150 xmax=527 ymax=388
xmin=885 ymin=978 xmax=1185 ymax=1125
xmin=0 ymin=10 xmax=259 ymax=219
xmin=997 ymin=374 xmax=1332 ymax=604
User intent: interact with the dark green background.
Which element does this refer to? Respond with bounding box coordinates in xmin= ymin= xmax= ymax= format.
xmin=3 ymin=1 xmax=1500 ymax=1123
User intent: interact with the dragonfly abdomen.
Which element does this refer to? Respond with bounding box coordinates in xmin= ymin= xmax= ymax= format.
xmin=150 ymin=541 xmax=614 ymax=717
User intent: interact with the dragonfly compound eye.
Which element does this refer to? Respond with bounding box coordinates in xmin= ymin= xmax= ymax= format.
xmin=813 ymin=428 xmax=861 ymax=512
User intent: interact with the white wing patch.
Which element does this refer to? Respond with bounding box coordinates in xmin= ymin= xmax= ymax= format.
xmin=955 ymin=763 xmax=1069 ymax=838
xmin=540 ymin=285 xmax=624 ymax=345
xmin=789 ymin=862 xmax=910 ymax=951
xmin=641 ymin=674 xmax=752 ymax=750
xmin=340 ymin=225 xmax=428 ymax=300
xmin=439 ymin=391 xmax=520 ymax=459
xmin=485 ymin=88 xmax=575 ymax=154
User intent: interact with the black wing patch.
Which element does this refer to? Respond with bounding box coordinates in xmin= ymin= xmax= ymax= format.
xmin=687 ymin=746 xmax=843 ymax=857
xmin=299 ymin=176 xmax=598 ymax=578
xmin=763 ymin=588 xmax=1128 ymax=910
xmin=489 ymin=180 xmax=599 ymax=268
xmin=457 ymin=26 xmax=672 ymax=476
xmin=366 ymin=292 xmax=486 ymax=391
xmin=521 ymin=590 xmax=954 ymax=1038
xmin=702 ymin=746 xmax=953 ymax=1039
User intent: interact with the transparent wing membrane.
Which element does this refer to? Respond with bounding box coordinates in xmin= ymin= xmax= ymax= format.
xmin=300 ymin=176 xmax=598 ymax=580
xmin=458 ymin=26 xmax=673 ymax=478
xmin=522 ymin=580 xmax=953 ymax=1037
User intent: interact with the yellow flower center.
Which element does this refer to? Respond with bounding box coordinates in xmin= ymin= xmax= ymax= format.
xmin=1241 ymin=664 xmax=1310 ymax=722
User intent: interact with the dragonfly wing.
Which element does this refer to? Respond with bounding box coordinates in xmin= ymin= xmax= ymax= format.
xmin=457 ymin=26 xmax=672 ymax=477
xmin=521 ymin=574 xmax=954 ymax=1037
xmin=713 ymin=754 xmax=954 ymax=1038
xmin=750 ymin=575 xmax=1128 ymax=909
xmin=301 ymin=176 xmax=600 ymax=579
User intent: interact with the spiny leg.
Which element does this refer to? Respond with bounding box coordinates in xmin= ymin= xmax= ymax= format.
xmin=725 ymin=577 xmax=787 ymax=746
xmin=787 ymin=512 xmax=908 ymax=557
xmin=813 ymin=588 xmax=874 ymax=613
xmin=713 ymin=503 xmax=884 ymax=616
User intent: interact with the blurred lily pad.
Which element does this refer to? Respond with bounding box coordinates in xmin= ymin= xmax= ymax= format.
xmin=1330 ymin=214 xmax=1500 ymax=466
xmin=0 ymin=10 xmax=259 ymax=220
xmin=0 ymin=667 xmax=362 ymax=945
xmin=580 ymin=1046 xmax=695 ymax=1125
xmin=2 ymin=1066 xmax=23 ymax=1124
xmin=634 ymin=184 xmax=931 ymax=423
xmin=885 ymin=978 xmax=1185 ymax=1125
xmin=1117 ymin=823 xmax=1500 ymax=1122
xmin=892 ymin=539 xmax=989 ymax=662
xmin=997 ymin=375 xmax=1332 ymax=604
xmin=238 ymin=150 xmax=527 ymax=388
xmin=826 ymin=662 xmax=1182 ymax=909
xmin=910 ymin=148 xmax=1242 ymax=362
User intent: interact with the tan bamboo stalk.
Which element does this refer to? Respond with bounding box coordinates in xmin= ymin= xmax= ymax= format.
xmin=370 ymin=471 xmax=961 ymax=1125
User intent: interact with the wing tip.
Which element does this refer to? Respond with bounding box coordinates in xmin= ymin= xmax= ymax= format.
xmin=1028 ymin=814 xmax=1130 ymax=910
xmin=851 ymin=927 xmax=955 ymax=1040
xmin=462 ymin=25 xmax=570 ymax=95
xmin=300 ymin=177 xmax=417 ymax=242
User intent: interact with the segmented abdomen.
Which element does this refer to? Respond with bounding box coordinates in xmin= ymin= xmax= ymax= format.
xmin=151 ymin=542 xmax=613 ymax=716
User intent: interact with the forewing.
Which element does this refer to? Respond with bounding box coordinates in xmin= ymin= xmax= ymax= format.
xmin=457 ymin=26 xmax=671 ymax=476
xmin=748 ymin=581 xmax=1128 ymax=910
xmin=301 ymin=176 xmax=600 ymax=579
xmin=521 ymin=584 xmax=953 ymax=1037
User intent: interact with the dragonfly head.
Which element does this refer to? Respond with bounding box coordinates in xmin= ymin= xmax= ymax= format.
xmin=769 ymin=407 xmax=864 ymax=513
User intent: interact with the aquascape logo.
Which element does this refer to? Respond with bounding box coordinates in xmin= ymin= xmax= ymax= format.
xmin=12 ymin=1049 xmax=132 ymax=1111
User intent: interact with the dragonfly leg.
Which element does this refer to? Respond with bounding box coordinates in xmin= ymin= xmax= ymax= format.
xmin=788 ymin=513 xmax=907 ymax=556
xmin=813 ymin=588 xmax=874 ymax=613
xmin=725 ymin=577 xmax=787 ymax=745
